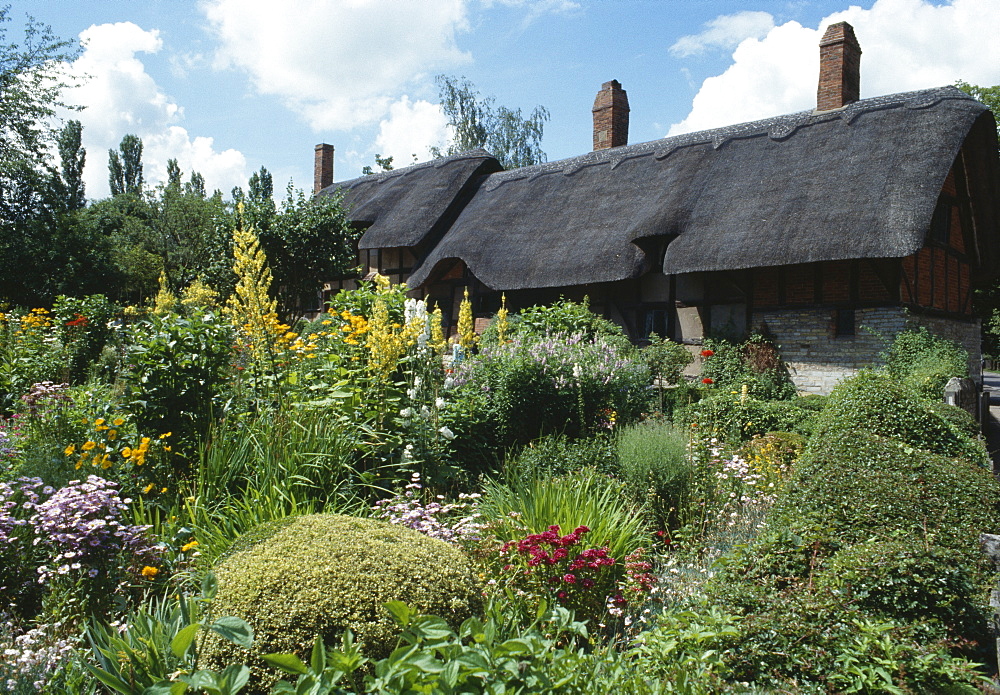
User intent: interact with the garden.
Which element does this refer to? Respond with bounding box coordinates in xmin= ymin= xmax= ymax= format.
xmin=1 ymin=218 xmax=999 ymax=694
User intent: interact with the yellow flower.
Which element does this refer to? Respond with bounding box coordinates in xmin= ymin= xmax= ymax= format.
xmin=82 ymin=441 xmax=96 ymax=451
xmin=160 ymin=487 xmax=168 ymax=493
xmin=159 ymin=432 xmax=171 ymax=439
xmin=121 ymin=447 xmax=133 ymax=458
xmin=94 ymin=418 xmax=105 ymax=426
xmin=113 ymin=418 xmax=125 ymax=426
xmin=321 ymin=319 xmax=332 ymax=326
xmin=141 ymin=566 xmax=159 ymax=579
xmin=143 ymin=483 xmax=154 ymax=493
xmin=108 ymin=430 xmax=117 ymax=440
xmin=181 ymin=540 xmax=199 ymax=552
xmin=64 ymin=444 xmax=76 ymax=456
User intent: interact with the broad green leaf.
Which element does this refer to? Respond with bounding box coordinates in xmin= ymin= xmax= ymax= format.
xmin=310 ymin=635 xmax=326 ymax=672
xmin=384 ymin=600 xmax=411 ymax=627
xmin=262 ymin=653 xmax=310 ymax=675
xmin=221 ymin=664 xmax=251 ymax=693
xmin=210 ymin=616 xmax=254 ymax=648
xmin=202 ymin=572 xmax=218 ymax=601
xmin=171 ymin=623 xmax=201 ymax=659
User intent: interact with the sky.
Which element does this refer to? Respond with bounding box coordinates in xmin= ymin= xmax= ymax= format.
xmin=11 ymin=0 xmax=1000 ymax=201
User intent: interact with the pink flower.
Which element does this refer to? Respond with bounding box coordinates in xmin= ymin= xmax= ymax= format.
xmin=563 ymin=573 xmax=577 ymax=584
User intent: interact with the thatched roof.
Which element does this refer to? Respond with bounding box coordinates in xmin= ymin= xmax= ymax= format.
xmin=400 ymin=86 xmax=998 ymax=291
xmin=317 ymin=149 xmax=502 ymax=250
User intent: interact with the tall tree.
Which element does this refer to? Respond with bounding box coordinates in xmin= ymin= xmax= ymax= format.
xmin=56 ymin=119 xmax=85 ymax=210
xmin=108 ymin=133 xmax=143 ymax=196
xmin=0 ymin=8 xmax=80 ymax=170
xmin=431 ymin=75 xmax=549 ymax=170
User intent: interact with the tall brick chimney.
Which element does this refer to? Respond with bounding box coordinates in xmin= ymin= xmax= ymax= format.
xmin=816 ymin=22 xmax=861 ymax=112
xmin=314 ymin=143 xmax=334 ymax=194
xmin=592 ymin=80 xmax=629 ymax=151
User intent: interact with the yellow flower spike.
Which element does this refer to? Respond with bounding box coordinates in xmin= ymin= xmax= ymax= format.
xmin=64 ymin=444 xmax=76 ymax=456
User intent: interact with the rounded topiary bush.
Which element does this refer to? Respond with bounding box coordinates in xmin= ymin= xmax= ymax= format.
xmin=202 ymin=513 xmax=483 ymax=691
xmin=777 ymin=429 xmax=1000 ymax=551
xmin=816 ymin=538 xmax=987 ymax=644
xmin=812 ymin=370 xmax=987 ymax=466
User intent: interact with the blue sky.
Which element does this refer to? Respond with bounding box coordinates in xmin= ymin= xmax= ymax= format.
xmin=13 ymin=0 xmax=1000 ymax=200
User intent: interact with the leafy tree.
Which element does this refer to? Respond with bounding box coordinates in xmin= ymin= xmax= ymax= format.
xmin=108 ymin=133 xmax=143 ymax=196
xmin=261 ymin=186 xmax=361 ymax=319
xmin=956 ymin=80 xmax=1000 ymax=139
xmin=431 ymin=75 xmax=549 ymax=170
xmin=362 ymin=153 xmax=395 ymax=175
xmin=56 ymin=119 xmax=85 ymax=210
xmin=0 ymin=7 xmax=80 ymax=170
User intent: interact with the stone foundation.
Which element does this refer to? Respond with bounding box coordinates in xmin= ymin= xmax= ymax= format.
xmin=753 ymin=307 xmax=980 ymax=394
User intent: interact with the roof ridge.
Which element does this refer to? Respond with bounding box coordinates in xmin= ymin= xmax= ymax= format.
xmin=480 ymin=85 xmax=976 ymax=191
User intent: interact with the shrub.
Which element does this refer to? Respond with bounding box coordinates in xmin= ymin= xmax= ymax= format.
xmin=699 ymin=333 xmax=796 ymax=401
xmin=811 ymin=370 xmax=988 ymax=466
xmin=884 ymin=326 xmax=969 ymax=399
xmin=675 ymin=393 xmax=816 ymax=443
xmin=202 ymin=513 xmax=482 ymax=693
xmin=615 ymin=420 xmax=691 ymax=528
xmin=816 ymin=538 xmax=987 ymax=644
xmin=126 ymin=308 xmax=234 ymax=466
xmin=479 ymin=297 xmax=629 ymax=349
xmin=445 ymin=332 xmax=649 ymax=454
xmin=777 ymin=429 xmax=1000 ymax=555
xmin=504 ymin=433 xmax=616 ymax=482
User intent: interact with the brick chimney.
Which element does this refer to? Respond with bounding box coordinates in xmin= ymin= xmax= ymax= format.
xmin=314 ymin=143 xmax=334 ymax=194
xmin=592 ymin=80 xmax=629 ymax=151
xmin=817 ymin=22 xmax=861 ymax=112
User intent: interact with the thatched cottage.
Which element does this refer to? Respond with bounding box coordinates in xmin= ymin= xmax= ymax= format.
xmin=314 ymin=22 xmax=1000 ymax=394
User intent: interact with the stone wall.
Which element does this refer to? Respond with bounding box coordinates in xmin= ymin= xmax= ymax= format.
xmin=753 ymin=307 xmax=981 ymax=394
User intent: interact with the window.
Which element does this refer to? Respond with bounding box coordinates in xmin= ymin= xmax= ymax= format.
xmin=835 ymin=308 xmax=855 ymax=337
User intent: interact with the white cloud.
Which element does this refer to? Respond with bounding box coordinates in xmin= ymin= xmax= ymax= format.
xmin=66 ymin=22 xmax=248 ymax=198
xmin=202 ymin=0 xmax=471 ymax=132
xmin=669 ymin=11 xmax=775 ymax=58
xmin=373 ymin=96 xmax=452 ymax=165
xmin=668 ymin=0 xmax=1000 ymax=136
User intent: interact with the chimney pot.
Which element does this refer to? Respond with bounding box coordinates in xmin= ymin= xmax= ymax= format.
xmin=592 ymin=80 xmax=630 ymax=151
xmin=314 ymin=143 xmax=334 ymax=194
xmin=817 ymin=22 xmax=861 ymax=111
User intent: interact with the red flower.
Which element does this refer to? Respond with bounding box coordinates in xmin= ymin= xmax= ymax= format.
xmin=702 ymin=377 xmax=714 ymax=385
xmin=65 ymin=313 xmax=89 ymax=328
xmin=700 ymin=349 xmax=714 ymax=357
